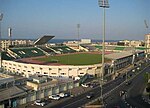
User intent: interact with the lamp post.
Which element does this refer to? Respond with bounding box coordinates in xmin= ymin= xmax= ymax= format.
xmin=98 ymin=0 xmax=109 ymax=105
xmin=0 ymin=13 xmax=3 ymax=50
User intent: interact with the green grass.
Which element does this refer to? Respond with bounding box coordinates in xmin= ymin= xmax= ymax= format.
xmin=114 ymin=46 xmax=125 ymax=50
xmin=36 ymin=53 xmax=109 ymax=65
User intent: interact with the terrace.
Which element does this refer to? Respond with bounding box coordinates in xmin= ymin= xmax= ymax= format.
xmin=50 ymin=46 xmax=76 ymax=54
xmin=1 ymin=52 xmax=16 ymax=60
xmin=9 ymin=47 xmax=45 ymax=58
xmin=39 ymin=46 xmax=56 ymax=54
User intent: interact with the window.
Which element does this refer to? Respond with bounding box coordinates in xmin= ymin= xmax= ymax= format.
xmin=44 ymin=72 xmax=48 ymax=74
xmin=78 ymin=68 xmax=82 ymax=70
xmin=51 ymin=73 xmax=56 ymax=75
xmin=80 ymin=73 xmax=84 ymax=74
xmin=61 ymin=73 xmax=66 ymax=75
xmin=68 ymin=68 xmax=72 ymax=71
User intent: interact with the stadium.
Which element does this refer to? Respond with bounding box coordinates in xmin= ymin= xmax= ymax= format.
xmin=1 ymin=35 xmax=145 ymax=79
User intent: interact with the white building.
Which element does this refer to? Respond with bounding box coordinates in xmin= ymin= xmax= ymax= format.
xmin=0 ymin=39 xmax=34 ymax=50
xmin=81 ymin=39 xmax=91 ymax=44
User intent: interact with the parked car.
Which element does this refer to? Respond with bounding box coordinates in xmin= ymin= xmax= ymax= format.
xmin=125 ymin=81 xmax=132 ymax=85
xmin=59 ymin=92 xmax=70 ymax=98
xmin=34 ymin=100 xmax=46 ymax=107
xmin=49 ymin=95 xmax=60 ymax=100
xmin=86 ymin=92 xmax=94 ymax=99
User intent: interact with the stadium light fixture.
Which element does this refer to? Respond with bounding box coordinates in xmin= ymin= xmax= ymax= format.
xmin=98 ymin=0 xmax=109 ymax=106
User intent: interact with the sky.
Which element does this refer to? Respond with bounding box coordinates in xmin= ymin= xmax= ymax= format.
xmin=0 ymin=0 xmax=150 ymax=40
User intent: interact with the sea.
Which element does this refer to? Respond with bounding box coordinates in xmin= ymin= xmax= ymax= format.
xmin=2 ymin=38 xmax=119 ymax=44
xmin=48 ymin=39 xmax=119 ymax=43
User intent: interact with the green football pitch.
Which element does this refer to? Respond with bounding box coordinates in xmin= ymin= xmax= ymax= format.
xmin=36 ymin=53 xmax=109 ymax=65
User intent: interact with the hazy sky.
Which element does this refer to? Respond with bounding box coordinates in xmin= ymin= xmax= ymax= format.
xmin=0 ymin=0 xmax=150 ymax=40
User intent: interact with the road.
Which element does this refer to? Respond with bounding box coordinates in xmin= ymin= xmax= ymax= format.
xmin=44 ymin=70 xmax=131 ymax=108
xmin=25 ymin=60 xmax=150 ymax=108
xmin=105 ymin=61 xmax=150 ymax=108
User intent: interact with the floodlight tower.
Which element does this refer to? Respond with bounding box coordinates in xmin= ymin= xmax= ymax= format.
xmin=77 ymin=24 xmax=80 ymax=51
xmin=0 ymin=13 xmax=3 ymax=50
xmin=8 ymin=27 xmax=12 ymax=47
xmin=98 ymin=0 xmax=109 ymax=105
xmin=144 ymin=20 xmax=149 ymax=58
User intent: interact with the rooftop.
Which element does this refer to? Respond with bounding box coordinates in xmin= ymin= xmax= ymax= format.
xmin=0 ymin=86 xmax=26 ymax=101
xmin=105 ymin=50 xmax=144 ymax=60
xmin=34 ymin=35 xmax=55 ymax=45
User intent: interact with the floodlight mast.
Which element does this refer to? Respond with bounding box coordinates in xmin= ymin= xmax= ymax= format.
xmin=8 ymin=27 xmax=12 ymax=47
xmin=0 ymin=13 xmax=3 ymax=38
xmin=77 ymin=24 xmax=80 ymax=51
xmin=144 ymin=20 xmax=149 ymax=58
xmin=98 ymin=0 xmax=109 ymax=105
xmin=0 ymin=13 xmax=3 ymax=50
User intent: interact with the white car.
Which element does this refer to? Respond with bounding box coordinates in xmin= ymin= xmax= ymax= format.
xmin=49 ymin=95 xmax=60 ymax=100
xmin=59 ymin=92 xmax=70 ymax=98
xmin=34 ymin=100 xmax=46 ymax=107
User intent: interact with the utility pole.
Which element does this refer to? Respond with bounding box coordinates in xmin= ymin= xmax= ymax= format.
xmin=98 ymin=0 xmax=109 ymax=106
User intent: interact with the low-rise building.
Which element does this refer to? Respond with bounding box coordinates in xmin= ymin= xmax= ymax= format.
xmin=0 ymin=74 xmax=79 ymax=108
xmin=0 ymin=73 xmax=14 ymax=89
xmin=0 ymin=39 xmax=34 ymax=50
xmin=27 ymin=76 xmax=58 ymax=91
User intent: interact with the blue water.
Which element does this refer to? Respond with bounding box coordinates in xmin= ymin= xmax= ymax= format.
xmin=2 ymin=38 xmax=119 ymax=44
xmin=48 ymin=39 xmax=119 ymax=43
